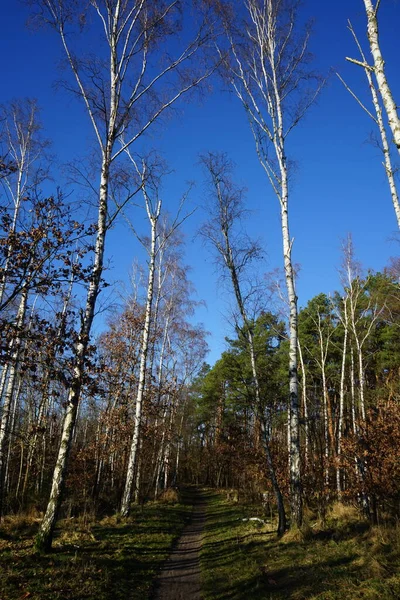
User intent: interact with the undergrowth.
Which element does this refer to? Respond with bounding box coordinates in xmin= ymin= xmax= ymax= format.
xmin=201 ymin=492 xmax=400 ymax=599
xmin=0 ymin=498 xmax=192 ymax=600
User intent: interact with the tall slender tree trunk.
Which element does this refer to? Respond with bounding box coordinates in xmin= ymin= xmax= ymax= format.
xmin=337 ymin=298 xmax=348 ymax=497
xmin=297 ymin=340 xmax=309 ymax=467
xmin=36 ymin=155 xmax=111 ymax=552
xmin=317 ymin=313 xmax=330 ymax=491
xmin=363 ymin=0 xmax=400 ymax=154
xmin=202 ymin=153 xmax=287 ymax=535
xmin=352 ymin=29 xmax=400 ymax=228
xmin=173 ymin=414 xmax=185 ymax=486
xmin=5 ymin=378 xmax=21 ymax=497
xmin=226 ymin=227 xmax=286 ymax=534
xmin=121 ymin=205 xmax=159 ymax=517
xmin=281 ymin=191 xmax=302 ymax=527
xmin=356 ymin=342 xmax=366 ymax=422
xmin=0 ymin=288 xmax=28 ymax=517
xmin=350 ymin=346 xmax=357 ymax=435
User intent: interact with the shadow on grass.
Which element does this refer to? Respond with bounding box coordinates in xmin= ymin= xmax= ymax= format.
xmin=200 ymin=494 xmax=398 ymax=600
xmin=0 ymin=499 xmax=193 ymax=600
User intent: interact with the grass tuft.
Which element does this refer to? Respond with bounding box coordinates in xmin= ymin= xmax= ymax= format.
xmin=157 ymin=487 xmax=181 ymax=504
xmin=328 ymin=501 xmax=360 ymax=523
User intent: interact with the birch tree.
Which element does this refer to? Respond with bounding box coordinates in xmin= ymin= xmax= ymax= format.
xmin=32 ymin=0 xmax=217 ymax=551
xmin=335 ymin=293 xmax=349 ymax=498
xmin=221 ymin=0 xmax=321 ymax=527
xmin=120 ymin=157 xmax=195 ymax=515
xmin=0 ymin=100 xmax=50 ymax=312
xmin=355 ymin=1 xmax=400 ymax=154
xmin=200 ymin=151 xmax=286 ymax=535
xmin=314 ymin=303 xmax=334 ymax=492
xmin=0 ymin=289 xmax=28 ymax=517
xmin=339 ymin=19 xmax=400 ymax=228
xmin=120 ymin=163 xmax=161 ymax=516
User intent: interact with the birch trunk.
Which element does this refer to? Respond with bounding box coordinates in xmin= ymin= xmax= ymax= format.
xmin=337 ymin=298 xmax=348 ymax=497
xmin=22 ymin=393 xmax=48 ymax=500
xmin=202 ymin=152 xmax=287 ymax=535
xmin=5 ymin=379 xmax=21 ymax=496
xmin=35 ymin=389 xmax=79 ymax=550
xmin=358 ymin=41 xmax=400 ymax=228
xmin=121 ymin=203 xmax=159 ymax=517
xmin=225 ymin=0 xmax=309 ymax=527
xmin=297 ymin=340 xmax=309 ymax=466
xmin=356 ymin=342 xmax=367 ymax=422
xmin=154 ymin=406 xmax=168 ymax=499
xmin=321 ymin=354 xmax=330 ymax=490
xmin=0 ymin=288 xmax=28 ymax=516
xmin=350 ymin=346 xmax=357 ymax=435
xmin=317 ymin=313 xmax=331 ymax=491
xmin=134 ymin=441 xmax=142 ymax=505
xmin=343 ymin=19 xmax=400 ymax=227
xmin=173 ymin=414 xmax=185 ymax=486
xmin=34 ymin=0 xmax=213 ymax=548
xmin=363 ymin=0 xmax=400 ymax=153
xmin=281 ymin=181 xmax=302 ymax=528
xmin=36 ymin=154 xmax=111 ymax=552
xmin=0 ymin=366 xmax=9 ymax=410
xmin=0 ymin=100 xmax=44 ymax=310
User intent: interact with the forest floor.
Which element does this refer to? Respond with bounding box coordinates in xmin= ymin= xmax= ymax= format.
xmin=201 ymin=492 xmax=400 ymax=599
xmin=1 ymin=490 xmax=400 ymax=599
xmin=0 ymin=496 xmax=193 ymax=600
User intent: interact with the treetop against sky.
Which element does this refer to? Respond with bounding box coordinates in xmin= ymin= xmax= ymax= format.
xmin=1 ymin=0 xmax=399 ymax=364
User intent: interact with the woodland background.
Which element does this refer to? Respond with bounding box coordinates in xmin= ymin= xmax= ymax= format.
xmin=0 ymin=0 xmax=399 ymax=557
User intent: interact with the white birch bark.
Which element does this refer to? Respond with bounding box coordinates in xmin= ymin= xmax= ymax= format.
xmin=316 ymin=313 xmax=330 ymax=490
xmin=34 ymin=0 xmax=215 ymax=549
xmin=15 ymin=440 xmax=24 ymax=500
xmin=222 ymin=0 xmax=320 ymax=527
xmin=297 ymin=340 xmax=308 ymax=466
xmin=174 ymin=413 xmax=185 ymax=485
xmin=0 ymin=100 xmax=47 ymax=310
xmin=362 ymin=0 xmax=400 ymax=153
xmin=36 ymin=150 xmax=111 ymax=551
xmin=350 ymin=346 xmax=357 ymax=436
xmin=120 ymin=198 xmax=160 ymax=517
xmin=0 ymin=288 xmax=28 ymax=515
xmin=349 ymin=288 xmax=382 ymax=424
xmin=344 ymin=6 xmax=400 ymax=229
xmin=201 ymin=153 xmax=287 ymax=535
xmin=5 ymin=378 xmax=21 ymax=496
xmin=336 ymin=296 xmax=349 ymax=497
xmin=23 ymin=278 xmax=73 ymax=502
xmin=0 ymin=367 xmax=9 ymax=410
xmin=342 ymin=20 xmax=400 ymax=229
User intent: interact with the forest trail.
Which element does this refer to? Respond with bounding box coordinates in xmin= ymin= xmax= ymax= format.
xmin=152 ymin=489 xmax=206 ymax=600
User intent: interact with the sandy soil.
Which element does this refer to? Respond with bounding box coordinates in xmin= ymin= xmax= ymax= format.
xmin=152 ymin=490 xmax=205 ymax=600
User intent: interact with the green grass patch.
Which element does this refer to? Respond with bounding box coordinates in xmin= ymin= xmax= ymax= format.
xmin=201 ymin=493 xmax=400 ymax=599
xmin=0 ymin=498 xmax=192 ymax=600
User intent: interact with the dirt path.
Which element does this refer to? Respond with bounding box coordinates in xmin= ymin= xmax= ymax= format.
xmin=152 ymin=490 xmax=205 ymax=600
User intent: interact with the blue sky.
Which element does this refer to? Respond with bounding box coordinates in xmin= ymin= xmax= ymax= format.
xmin=1 ymin=0 xmax=399 ymax=365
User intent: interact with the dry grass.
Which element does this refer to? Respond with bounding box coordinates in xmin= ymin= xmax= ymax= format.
xmin=158 ymin=487 xmax=181 ymax=503
xmin=1 ymin=511 xmax=42 ymax=535
xmin=56 ymin=527 xmax=97 ymax=546
xmin=98 ymin=514 xmax=122 ymax=527
xmin=0 ymin=498 xmax=193 ymax=600
xmin=201 ymin=493 xmax=400 ymax=600
xmin=328 ymin=501 xmax=360 ymax=522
